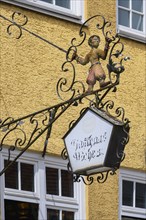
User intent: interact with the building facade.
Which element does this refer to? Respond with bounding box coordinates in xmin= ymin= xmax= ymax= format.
xmin=0 ymin=0 xmax=146 ymax=220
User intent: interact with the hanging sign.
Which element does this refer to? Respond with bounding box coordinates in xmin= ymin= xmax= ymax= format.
xmin=63 ymin=107 xmax=129 ymax=175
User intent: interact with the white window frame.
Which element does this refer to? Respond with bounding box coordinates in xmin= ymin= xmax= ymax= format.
xmin=116 ymin=0 xmax=146 ymax=43
xmin=1 ymin=0 xmax=84 ymax=24
xmin=119 ymin=168 xmax=146 ymax=220
xmin=0 ymin=148 xmax=86 ymax=220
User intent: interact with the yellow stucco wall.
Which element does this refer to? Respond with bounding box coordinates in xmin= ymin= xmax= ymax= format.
xmin=0 ymin=1 xmax=146 ymax=220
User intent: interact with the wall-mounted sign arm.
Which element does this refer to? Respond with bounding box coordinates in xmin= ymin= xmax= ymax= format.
xmin=0 ymin=87 xmax=114 ymax=176
xmin=0 ymin=12 xmax=67 ymax=53
xmin=0 ymin=100 xmax=74 ymax=176
xmin=0 ymin=12 xmax=131 ymax=184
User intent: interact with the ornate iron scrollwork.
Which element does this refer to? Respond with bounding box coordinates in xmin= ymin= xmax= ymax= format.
xmin=56 ymin=14 xmax=130 ymax=105
xmin=0 ymin=102 xmax=73 ymax=175
xmin=0 ymin=13 xmax=130 ymax=183
xmin=61 ymin=102 xmax=130 ymax=184
xmin=7 ymin=12 xmax=28 ymax=39
xmin=0 ymin=12 xmax=28 ymax=39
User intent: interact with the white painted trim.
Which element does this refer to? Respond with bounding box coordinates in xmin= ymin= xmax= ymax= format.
xmin=116 ymin=0 xmax=146 ymax=43
xmin=0 ymin=148 xmax=86 ymax=220
xmin=119 ymin=168 xmax=146 ymax=220
xmin=1 ymin=0 xmax=84 ymax=24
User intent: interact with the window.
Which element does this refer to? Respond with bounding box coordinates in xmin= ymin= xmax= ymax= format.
xmin=4 ymin=160 xmax=34 ymax=191
xmin=0 ymin=149 xmax=85 ymax=220
xmin=1 ymin=0 xmax=83 ymax=23
xmin=119 ymin=169 xmax=146 ymax=220
xmin=117 ymin=0 xmax=146 ymax=43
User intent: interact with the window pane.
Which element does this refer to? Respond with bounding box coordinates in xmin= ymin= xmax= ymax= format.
xmin=122 ymin=180 xmax=133 ymax=206
xmin=56 ymin=0 xmax=70 ymax=9
xmin=4 ymin=160 xmax=18 ymax=189
xmin=61 ymin=170 xmax=74 ymax=197
xmin=62 ymin=211 xmax=74 ymax=220
xmin=21 ymin=163 xmax=34 ymax=192
xmin=41 ymin=0 xmax=53 ymax=3
xmin=47 ymin=209 xmax=59 ymax=220
xmin=122 ymin=217 xmax=144 ymax=220
xmin=118 ymin=8 xmax=130 ymax=27
xmin=136 ymin=182 xmax=146 ymax=208
xmin=118 ymin=0 xmax=129 ymax=8
xmin=5 ymin=199 xmax=38 ymax=220
xmin=132 ymin=0 xmax=143 ymax=12
xmin=46 ymin=167 xmax=59 ymax=195
xmin=132 ymin=13 xmax=143 ymax=31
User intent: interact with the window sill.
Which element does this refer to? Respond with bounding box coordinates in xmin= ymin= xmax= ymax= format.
xmin=46 ymin=194 xmax=79 ymax=210
xmin=1 ymin=0 xmax=83 ymax=24
xmin=117 ymin=26 xmax=146 ymax=44
xmin=5 ymin=188 xmax=39 ymax=200
xmin=122 ymin=205 xmax=146 ymax=219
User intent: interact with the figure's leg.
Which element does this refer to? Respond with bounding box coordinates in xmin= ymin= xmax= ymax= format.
xmin=99 ymin=78 xmax=110 ymax=88
xmin=94 ymin=65 xmax=110 ymax=88
xmin=87 ymin=84 xmax=94 ymax=92
xmin=86 ymin=69 xmax=96 ymax=92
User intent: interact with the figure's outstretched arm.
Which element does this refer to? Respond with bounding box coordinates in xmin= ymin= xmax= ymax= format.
xmin=75 ymin=53 xmax=90 ymax=65
xmin=99 ymin=43 xmax=110 ymax=60
xmin=99 ymin=38 xmax=111 ymax=60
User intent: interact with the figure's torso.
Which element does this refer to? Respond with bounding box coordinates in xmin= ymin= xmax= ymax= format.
xmin=88 ymin=48 xmax=103 ymax=64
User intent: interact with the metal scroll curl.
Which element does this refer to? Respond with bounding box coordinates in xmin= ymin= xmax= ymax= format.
xmin=0 ymin=108 xmax=56 ymax=176
xmin=99 ymin=100 xmax=130 ymax=124
xmin=107 ymin=39 xmax=130 ymax=88
xmin=0 ymin=111 xmax=48 ymax=148
xmin=61 ymin=145 xmax=117 ymax=184
xmin=73 ymin=174 xmax=94 ymax=185
xmin=99 ymin=100 xmax=130 ymax=163
xmin=61 ymin=144 xmax=118 ymax=185
xmin=5 ymin=12 xmax=28 ymax=39
xmin=0 ymin=98 xmax=76 ymax=176
xmin=56 ymin=61 xmax=85 ymax=101
xmin=73 ymin=169 xmax=116 ymax=185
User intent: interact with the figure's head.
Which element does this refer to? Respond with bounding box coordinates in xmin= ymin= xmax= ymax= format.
xmin=88 ymin=35 xmax=100 ymax=48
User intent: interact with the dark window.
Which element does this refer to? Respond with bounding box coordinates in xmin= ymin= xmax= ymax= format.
xmin=118 ymin=8 xmax=130 ymax=27
xmin=122 ymin=217 xmax=144 ymax=220
xmin=46 ymin=168 xmax=74 ymax=197
xmin=21 ymin=163 xmax=34 ymax=192
xmin=5 ymin=199 xmax=38 ymax=220
xmin=41 ymin=0 xmax=53 ymax=3
xmin=5 ymin=160 xmax=18 ymax=189
xmin=39 ymin=0 xmax=70 ymax=9
xmin=61 ymin=170 xmax=73 ymax=197
xmin=118 ymin=0 xmax=144 ymax=32
xmin=62 ymin=210 xmax=74 ymax=220
xmin=122 ymin=180 xmax=133 ymax=206
xmin=118 ymin=0 xmax=129 ymax=8
xmin=136 ymin=182 xmax=146 ymax=208
xmin=4 ymin=160 xmax=35 ymax=191
xmin=56 ymin=0 xmax=70 ymax=9
xmin=47 ymin=209 xmax=74 ymax=220
xmin=47 ymin=209 xmax=59 ymax=220
xmin=132 ymin=13 xmax=143 ymax=31
xmin=132 ymin=0 xmax=143 ymax=12
xmin=46 ymin=167 xmax=59 ymax=195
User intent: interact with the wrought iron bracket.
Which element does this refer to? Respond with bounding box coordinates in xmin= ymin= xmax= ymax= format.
xmin=0 ymin=12 xmax=130 ymax=184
